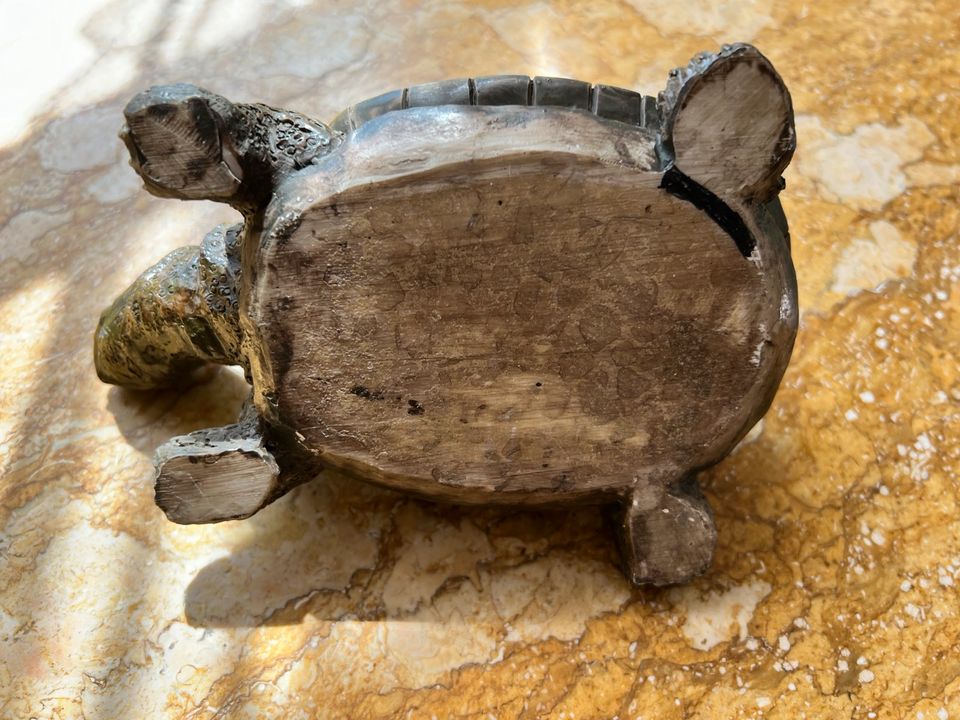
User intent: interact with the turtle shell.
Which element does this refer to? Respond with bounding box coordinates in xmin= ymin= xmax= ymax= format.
xmin=330 ymin=75 xmax=661 ymax=136
xmin=245 ymin=102 xmax=796 ymax=505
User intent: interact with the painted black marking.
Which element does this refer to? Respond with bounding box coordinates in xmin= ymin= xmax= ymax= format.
xmin=351 ymin=385 xmax=384 ymax=400
xmin=659 ymin=166 xmax=756 ymax=257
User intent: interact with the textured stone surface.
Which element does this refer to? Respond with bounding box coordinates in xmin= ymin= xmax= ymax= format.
xmin=0 ymin=1 xmax=958 ymax=718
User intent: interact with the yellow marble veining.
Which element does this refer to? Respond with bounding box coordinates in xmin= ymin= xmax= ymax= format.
xmin=1 ymin=0 xmax=958 ymax=718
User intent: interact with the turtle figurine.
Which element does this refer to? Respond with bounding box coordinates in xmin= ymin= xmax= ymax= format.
xmin=95 ymin=43 xmax=798 ymax=586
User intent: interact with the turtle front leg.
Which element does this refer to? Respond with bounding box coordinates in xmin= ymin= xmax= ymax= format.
xmin=96 ymin=223 xmax=324 ymax=521
xmin=95 ymin=223 xmax=245 ymax=389
xmin=615 ymin=475 xmax=717 ymax=586
xmin=154 ymin=397 xmax=320 ymax=524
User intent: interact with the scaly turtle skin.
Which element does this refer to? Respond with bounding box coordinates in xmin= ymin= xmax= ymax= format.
xmin=95 ymin=43 xmax=798 ymax=586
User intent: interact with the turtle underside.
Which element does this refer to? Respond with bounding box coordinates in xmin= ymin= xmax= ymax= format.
xmin=95 ymin=43 xmax=798 ymax=586
xmin=250 ymin=106 xmax=790 ymax=505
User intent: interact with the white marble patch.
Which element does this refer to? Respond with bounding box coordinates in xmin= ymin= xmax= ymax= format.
xmin=832 ymin=220 xmax=917 ymax=297
xmin=86 ymin=162 xmax=143 ymax=204
xmin=0 ymin=209 xmax=74 ymax=263
xmin=624 ymin=0 xmax=773 ymax=42
xmin=491 ymin=554 xmax=630 ymax=643
xmin=791 ymin=115 xmax=936 ymax=210
xmin=37 ymin=106 xmax=122 ymax=173
xmin=672 ymin=579 xmax=772 ymax=651
xmin=382 ymin=504 xmax=495 ymax=615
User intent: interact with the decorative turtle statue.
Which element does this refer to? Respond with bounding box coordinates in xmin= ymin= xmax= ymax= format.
xmin=95 ymin=43 xmax=797 ymax=586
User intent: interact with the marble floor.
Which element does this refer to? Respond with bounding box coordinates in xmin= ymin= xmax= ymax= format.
xmin=1 ymin=0 xmax=958 ymax=718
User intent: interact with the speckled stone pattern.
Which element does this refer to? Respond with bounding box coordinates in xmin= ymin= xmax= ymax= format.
xmin=0 ymin=1 xmax=957 ymax=719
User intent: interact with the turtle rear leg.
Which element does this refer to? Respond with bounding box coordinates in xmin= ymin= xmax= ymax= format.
xmin=616 ymin=475 xmax=717 ymax=586
xmin=94 ymin=223 xmax=244 ymax=390
xmin=154 ymin=398 xmax=319 ymax=524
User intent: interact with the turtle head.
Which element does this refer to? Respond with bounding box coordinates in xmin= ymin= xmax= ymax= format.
xmin=121 ymin=84 xmax=244 ymax=204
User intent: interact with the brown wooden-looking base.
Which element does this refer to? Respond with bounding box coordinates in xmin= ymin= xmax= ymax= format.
xmin=95 ymin=43 xmax=798 ymax=586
